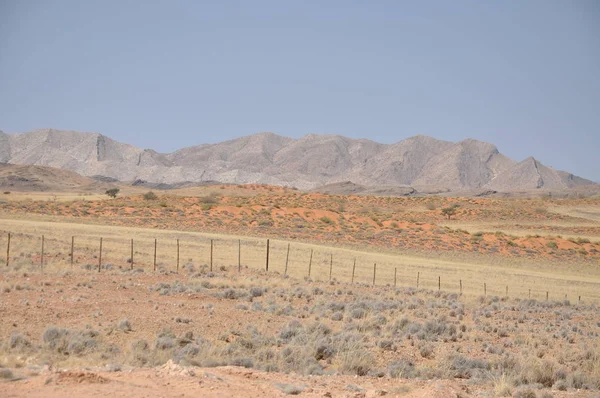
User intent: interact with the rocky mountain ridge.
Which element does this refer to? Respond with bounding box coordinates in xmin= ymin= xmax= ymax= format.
xmin=0 ymin=128 xmax=595 ymax=191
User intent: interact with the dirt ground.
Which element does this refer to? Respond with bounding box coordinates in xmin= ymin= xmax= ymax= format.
xmin=1 ymin=188 xmax=600 ymax=397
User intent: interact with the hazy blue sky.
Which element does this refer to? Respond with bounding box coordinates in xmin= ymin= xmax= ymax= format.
xmin=1 ymin=1 xmax=599 ymax=180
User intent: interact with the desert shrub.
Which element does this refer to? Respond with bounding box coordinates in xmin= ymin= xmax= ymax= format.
xmin=222 ymin=288 xmax=246 ymax=299
xmin=546 ymin=241 xmax=558 ymax=249
xmin=388 ymin=359 xmax=418 ymax=378
xmin=275 ymin=383 xmax=305 ymax=395
xmin=419 ymin=344 xmax=434 ymax=358
xmin=143 ymin=191 xmax=158 ymax=200
xmin=517 ymin=359 xmax=558 ymax=387
xmin=42 ymin=326 xmax=99 ymax=356
xmin=7 ymin=332 xmax=31 ymax=351
xmin=230 ymin=357 xmax=254 ymax=368
xmin=199 ymin=195 xmax=219 ymax=204
xmin=339 ymin=348 xmax=373 ymax=376
xmin=331 ymin=312 xmax=344 ymax=321
xmin=118 ymin=319 xmax=132 ymax=332
xmin=0 ymin=368 xmax=14 ymax=379
xmin=512 ymin=387 xmax=537 ymax=398
xmin=129 ymin=339 xmax=150 ymax=366
xmin=445 ymin=355 xmax=490 ymax=379
xmin=377 ymin=339 xmax=395 ymax=351
xmin=320 ymin=216 xmax=334 ymax=224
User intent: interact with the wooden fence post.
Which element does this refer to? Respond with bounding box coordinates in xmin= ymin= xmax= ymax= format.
xmin=459 ymin=279 xmax=462 ymax=295
xmin=546 ymin=291 xmax=549 ymax=301
xmin=284 ymin=243 xmax=290 ymax=276
xmin=484 ymin=282 xmax=487 ymax=296
xmin=5 ymin=232 xmax=10 ymax=267
xmin=130 ymin=239 xmax=134 ymax=270
xmin=40 ymin=235 xmax=44 ymax=269
xmin=308 ymin=249 xmax=313 ymax=277
xmin=210 ymin=239 xmax=213 ymax=272
xmin=329 ymin=254 xmax=333 ymax=281
xmin=71 ymin=236 xmax=74 ymax=267
xmin=438 ymin=276 xmax=440 ymax=291
xmin=351 ymin=258 xmax=356 ymax=284
xmin=416 ymin=272 xmax=420 ymax=289
xmin=98 ymin=237 xmax=103 ymax=272
xmin=238 ymin=239 xmax=241 ymax=272
xmin=176 ymin=239 xmax=180 ymax=272
xmin=372 ymin=263 xmax=376 ymax=286
xmin=265 ymin=239 xmax=270 ymax=271
xmin=153 ymin=238 xmax=157 ymax=271
xmin=529 ymin=289 xmax=531 ymax=299
xmin=394 ymin=267 xmax=397 ymax=287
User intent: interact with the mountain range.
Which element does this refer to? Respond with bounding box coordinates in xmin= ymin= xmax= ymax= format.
xmin=0 ymin=128 xmax=595 ymax=192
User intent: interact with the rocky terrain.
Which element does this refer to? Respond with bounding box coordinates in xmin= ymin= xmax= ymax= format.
xmin=0 ymin=129 xmax=595 ymax=191
xmin=0 ymin=163 xmax=115 ymax=192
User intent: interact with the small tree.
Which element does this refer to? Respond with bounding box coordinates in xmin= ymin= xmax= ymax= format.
xmin=105 ymin=188 xmax=120 ymax=198
xmin=143 ymin=191 xmax=158 ymax=200
xmin=441 ymin=204 xmax=459 ymax=220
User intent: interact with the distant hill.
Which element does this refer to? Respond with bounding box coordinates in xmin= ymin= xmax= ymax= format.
xmin=0 ymin=163 xmax=114 ymax=192
xmin=0 ymin=128 xmax=596 ymax=192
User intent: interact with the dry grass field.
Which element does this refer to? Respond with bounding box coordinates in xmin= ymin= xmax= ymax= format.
xmin=1 ymin=186 xmax=599 ymax=397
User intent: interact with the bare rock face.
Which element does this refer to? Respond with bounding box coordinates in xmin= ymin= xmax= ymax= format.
xmin=0 ymin=128 xmax=595 ymax=192
xmin=485 ymin=157 xmax=590 ymax=191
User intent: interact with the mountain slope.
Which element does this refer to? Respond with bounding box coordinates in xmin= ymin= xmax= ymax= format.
xmin=0 ymin=128 xmax=595 ymax=192
xmin=485 ymin=157 xmax=592 ymax=191
xmin=0 ymin=163 xmax=115 ymax=192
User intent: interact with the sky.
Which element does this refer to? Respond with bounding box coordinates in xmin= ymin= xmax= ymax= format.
xmin=1 ymin=0 xmax=599 ymax=181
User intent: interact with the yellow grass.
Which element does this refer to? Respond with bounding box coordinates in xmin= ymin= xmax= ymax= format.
xmin=1 ymin=218 xmax=599 ymax=303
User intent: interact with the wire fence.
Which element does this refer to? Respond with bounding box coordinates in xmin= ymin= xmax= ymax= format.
xmin=2 ymin=230 xmax=599 ymax=303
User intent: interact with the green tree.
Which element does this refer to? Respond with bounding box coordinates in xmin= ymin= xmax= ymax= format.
xmin=105 ymin=188 xmax=120 ymax=198
xmin=441 ymin=204 xmax=459 ymax=220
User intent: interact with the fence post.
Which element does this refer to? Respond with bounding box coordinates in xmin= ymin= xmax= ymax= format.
xmin=351 ymin=258 xmax=356 ymax=284
xmin=417 ymin=272 xmax=420 ymax=289
xmin=459 ymin=279 xmax=462 ymax=295
xmin=372 ymin=263 xmax=376 ymax=286
xmin=578 ymin=295 xmax=581 ymax=303
xmin=210 ymin=239 xmax=213 ymax=272
xmin=176 ymin=239 xmax=180 ymax=272
xmin=130 ymin=239 xmax=134 ymax=270
xmin=284 ymin=243 xmax=290 ymax=276
xmin=98 ymin=237 xmax=103 ymax=273
xmin=529 ymin=289 xmax=531 ymax=299
xmin=546 ymin=291 xmax=548 ymax=301
xmin=505 ymin=286 xmax=508 ymax=297
xmin=265 ymin=239 xmax=270 ymax=271
xmin=329 ymin=254 xmax=333 ymax=281
xmin=153 ymin=238 xmax=157 ymax=271
xmin=238 ymin=239 xmax=241 ymax=272
xmin=71 ymin=236 xmax=74 ymax=267
xmin=394 ymin=267 xmax=397 ymax=287
xmin=438 ymin=276 xmax=440 ymax=291
xmin=40 ymin=235 xmax=44 ymax=269
xmin=484 ymin=282 xmax=487 ymax=296
xmin=5 ymin=232 xmax=10 ymax=267
xmin=308 ymin=249 xmax=313 ymax=278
